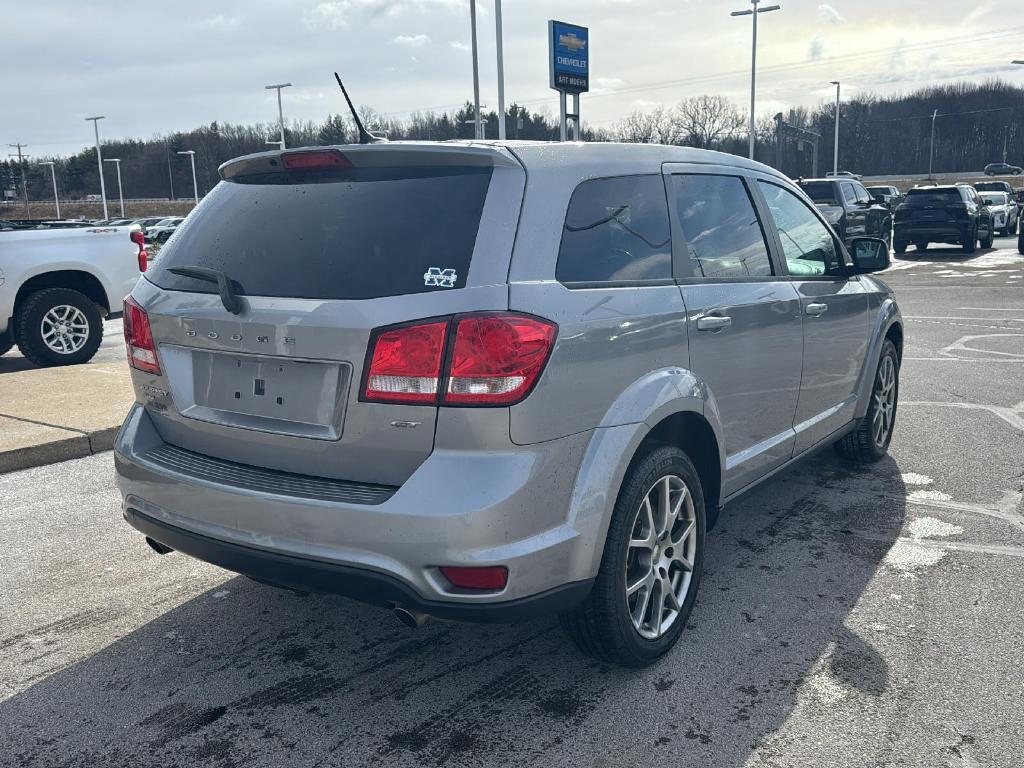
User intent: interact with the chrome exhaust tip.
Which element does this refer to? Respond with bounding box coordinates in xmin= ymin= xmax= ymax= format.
xmin=393 ymin=606 xmax=429 ymax=628
xmin=145 ymin=537 xmax=174 ymax=555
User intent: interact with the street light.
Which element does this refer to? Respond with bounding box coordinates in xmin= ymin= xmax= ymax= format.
xmin=177 ymin=150 xmax=198 ymax=204
xmin=731 ymin=0 xmax=782 ymax=161
xmin=469 ymin=0 xmax=482 ymax=139
xmin=264 ymin=83 xmax=292 ymax=150
xmin=830 ymin=81 xmax=841 ymax=175
xmin=495 ymin=0 xmax=506 ymax=140
xmin=928 ymin=109 xmax=939 ymax=180
xmin=85 ymin=116 xmax=109 ymax=220
xmin=104 ymin=158 xmax=125 ymax=217
xmin=40 ymin=161 xmax=61 ymax=219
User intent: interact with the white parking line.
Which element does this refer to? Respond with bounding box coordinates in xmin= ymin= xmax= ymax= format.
xmin=901 ymin=400 xmax=1024 ymax=432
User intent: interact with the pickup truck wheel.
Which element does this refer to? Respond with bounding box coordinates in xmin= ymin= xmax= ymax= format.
xmin=560 ymin=444 xmax=705 ymax=667
xmin=962 ymin=229 xmax=976 ymax=254
xmin=835 ymin=339 xmax=899 ymax=463
xmin=13 ymin=288 xmax=103 ymax=367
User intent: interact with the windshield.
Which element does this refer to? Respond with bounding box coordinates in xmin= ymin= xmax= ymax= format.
xmin=148 ymin=165 xmax=493 ymax=300
xmin=798 ymin=182 xmax=837 ymax=204
xmin=980 ymin=193 xmax=1008 ymax=205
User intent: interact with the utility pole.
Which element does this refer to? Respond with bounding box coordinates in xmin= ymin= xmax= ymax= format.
xmin=731 ymin=0 xmax=782 ymax=161
xmin=928 ymin=109 xmax=939 ymax=179
xmin=8 ymin=143 xmax=29 ymax=216
xmin=264 ymin=83 xmax=292 ymax=149
xmin=830 ymin=81 xmax=841 ymax=175
xmin=178 ymin=150 xmax=199 ymax=204
xmin=166 ymin=144 xmax=175 ymax=200
xmin=85 ymin=116 xmax=109 ymax=220
xmin=469 ymin=0 xmax=482 ymax=139
xmin=495 ymin=0 xmax=506 ymax=140
xmin=41 ymin=161 xmax=60 ymax=219
xmin=104 ymin=158 xmax=125 ymax=217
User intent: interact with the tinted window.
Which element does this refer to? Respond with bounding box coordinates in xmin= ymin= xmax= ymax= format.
xmin=671 ymin=174 xmax=772 ymax=278
xmin=557 ymin=175 xmax=671 ymax=284
xmin=904 ymin=188 xmax=962 ymax=205
xmin=799 ymin=182 xmax=836 ymax=204
xmin=149 ymin=166 xmax=493 ymax=300
xmin=759 ymin=182 xmax=843 ymax=277
xmin=841 ymin=183 xmax=858 ymax=204
xmin=853 ymin=183 xmax=872 ymax=204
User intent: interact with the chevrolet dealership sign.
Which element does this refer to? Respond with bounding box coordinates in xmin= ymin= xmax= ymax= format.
xmin=548 ymin=20 xmax=589 ymax=94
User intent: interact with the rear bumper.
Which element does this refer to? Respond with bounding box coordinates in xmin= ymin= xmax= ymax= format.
xmin=125 ymin=507 xmax=592 ymax=622
xmin=114 ymin=404 xmax=599 ymax=620
xmin=894 ymin=222 xmax=970 ymax=243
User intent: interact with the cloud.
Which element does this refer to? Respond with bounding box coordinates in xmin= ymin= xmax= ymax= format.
xmin=393 ymin=34 xmax=431 ymax=47
xmin=817 ymin=4 xmax=845 ymax=24
xmin=808 ymin=33 xmax=825 ymax=61
xmin=192 ymin=14 xmax=241 ymax=31
xmin=449 ymin=40 xmax=469 ymax=51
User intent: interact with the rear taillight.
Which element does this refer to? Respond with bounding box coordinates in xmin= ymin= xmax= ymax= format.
xmin=361 ymin=313 xmax=556 ymax=407
xmin=281 ymin=150 xmax=352 ymax=171
xmin=130 ymin=230 xmax=147 ymax=272
xmin=440 ymin=566 xmax=508 ymax=591
xmin=363 ymin=321 xmax=448 ymax=404
xmin=444 ymin=314 xmax=557 ymax=405
xmin=123 ymin=297 xmax=160 ymax=374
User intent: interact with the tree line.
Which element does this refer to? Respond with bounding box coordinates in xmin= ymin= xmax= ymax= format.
xmin=3 ymin=80 xmax=1022 ymax=204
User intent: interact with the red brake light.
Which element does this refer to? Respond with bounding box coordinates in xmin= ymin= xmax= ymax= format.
xmin=281 ymin=150 xmax=351 ymax=171
xmin=442 ymin=314 xmax=556 ymax=405
xmin=130 ymin=229 xmax=147 ymax=272
xmin=363 ymin=321 xmax=448 ymax=404
xmin=440 ymin=566 xmax=508 ymax=591
xmin=123 ymin=297 xmax=160 ymax=374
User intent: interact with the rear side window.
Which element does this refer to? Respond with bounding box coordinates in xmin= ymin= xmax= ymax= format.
xmin=556 ymin=175 xmax=671 ymax=284
xmin=148 ymin=166 xmax=493 ymax=300
xmin=670 ymin=174 xmax=772 ymax=279
xmin=799 ymin=182 xmax=836 ymax=204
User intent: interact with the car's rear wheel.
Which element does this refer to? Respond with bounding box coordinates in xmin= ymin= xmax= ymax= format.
xmin=981 ymin=226 xmax=994 ymax=249
xmin=962 ymin=228 xmax=976 ymax=253
xmin=13 ymin=288 xmax=103 ymax=367
xmin=560 ymin=444 xmax=705 ymax=667
xmin=835 ymin=339 xmax=899 ymax=463
xmin=894 ymin=240 xmax=908 ymax=254
xmin=914 ymin=241 xmax=928 ymax=252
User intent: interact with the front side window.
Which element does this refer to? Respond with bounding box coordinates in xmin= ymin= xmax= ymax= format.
xmin=853 ymin=183 xmax=873 ymax=205
xmin=556 ymin=175 xmax=672 ymax=284
xmin=758 ymin=182 xmax=844 ymax=277
xmin=841 ymin=183 xmax=858 ymax=204
xmin=670 ymin=174 xmax=772 ymax=278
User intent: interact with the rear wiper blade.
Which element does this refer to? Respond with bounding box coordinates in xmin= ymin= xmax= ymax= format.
xmin=167 ymin=266 xmax=244 ymax=315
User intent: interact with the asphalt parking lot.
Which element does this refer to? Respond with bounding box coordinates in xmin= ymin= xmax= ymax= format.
xmin=1 ymin=236 xmax=1022 ymax=768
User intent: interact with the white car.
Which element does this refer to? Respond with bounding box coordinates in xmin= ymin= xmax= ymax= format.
xmin=979 ymin=191 xmax=1019 ymax=236
xmin=0 ymin=223 xmax=146 ymax=366
xmin=145 ymin=217 xmax=184 ymax=243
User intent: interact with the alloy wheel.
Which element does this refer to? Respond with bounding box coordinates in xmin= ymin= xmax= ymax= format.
xmin=40 ymin=305 xmax=90 ymax=354
xmin=872 ymin=354 xmax=897 ymax=448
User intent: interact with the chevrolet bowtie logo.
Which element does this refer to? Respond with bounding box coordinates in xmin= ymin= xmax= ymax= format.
xmin=559 ymin=32 xmax=586 ymax=52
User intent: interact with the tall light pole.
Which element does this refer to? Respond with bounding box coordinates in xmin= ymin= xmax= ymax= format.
xmin=732 ymin=0 xmax=781 ymax=161
xmin=177 ymin=150 xmax=198 ymax=204
xmin=104 ymin=158 xmax=125 ymax=217
xmin=41 ymin=161 xmax=60 ymax=219
xmin=830 ymin=81 xmax=841 ymax=175
xmin=85 ymin=116 xmax=109 ymax=220
xmin=7 ymin=143 xmax=29 ymax=216
xmin=495 ymin=0 xmax=506 ymax=140
xmin=264 ymin=83 xmax=292 ymax=149
xmin=469 ymin=0 xmax=482 ymax=139
xmin=928 ymin=109 xmax=939 ymax=179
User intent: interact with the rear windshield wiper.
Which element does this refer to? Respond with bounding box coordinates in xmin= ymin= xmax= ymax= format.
xmin=167 ymin=266 xmax=244 ymax=315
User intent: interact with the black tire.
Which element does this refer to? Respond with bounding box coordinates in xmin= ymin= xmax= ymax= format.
xmin=13 ymin=288 xmax=103 ymax=368
xmin=981 ymin=226 xmax=994 ymax=249
xmin=0 ymin=330 xmax=13 ymax=357
xmin=894 ymin=241 xmax=908 ymax=255
xmin=560 ymin=444 xmax=706 ymax=667
xmin=835 ymin=339 xmax=899 ymax=463
xmin=962 ymin=228 xmax=976 ymax=254
xmin=914 ymin=241 xmax=928 ymax=252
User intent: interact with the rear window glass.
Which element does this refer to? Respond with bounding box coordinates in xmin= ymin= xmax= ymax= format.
xmin=904 ymin=188 xmax=962 ymax=204
xmin=556 ymin=175 xmax=672 ymax=284
xmin=147 ymin=166 xmax=493 ymax=300
xmin=798 ymin=182 xmax=836 ymax=205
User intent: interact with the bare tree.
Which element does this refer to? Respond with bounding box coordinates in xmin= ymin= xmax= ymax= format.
xmin=613 ymin=106 xmax=677 ymax=144
xmin=674 ymin=95 xmax=746 ymax=149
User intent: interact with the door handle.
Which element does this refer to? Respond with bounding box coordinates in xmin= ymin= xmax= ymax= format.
xmin=806 ymin=303 xmax=829 ymax=316
xmin=696 ymin=315 xmax=732 ymax=331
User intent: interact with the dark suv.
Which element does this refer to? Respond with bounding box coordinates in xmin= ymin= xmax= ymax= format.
xmin=798 ymin=178 xmax=892 ymax=247
xmin=894 ymin=185 xmax=994 ymax=254
xmin=983 ymin=162 xmax=1022 ymax=176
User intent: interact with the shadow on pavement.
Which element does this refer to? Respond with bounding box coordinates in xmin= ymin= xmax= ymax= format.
xmin=0 ymin=453 xmax=907 ymax=768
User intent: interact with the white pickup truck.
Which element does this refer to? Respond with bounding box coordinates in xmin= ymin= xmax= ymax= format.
xmin=0 ymin=223 xmax=146 ymax=366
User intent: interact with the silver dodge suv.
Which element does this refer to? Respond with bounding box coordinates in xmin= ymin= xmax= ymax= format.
xmin=114 ymin=142 xmax=902 ymax=666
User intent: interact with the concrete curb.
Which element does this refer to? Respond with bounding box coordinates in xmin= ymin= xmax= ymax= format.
xmin=0 ymin=425 xmax=121 ymax=475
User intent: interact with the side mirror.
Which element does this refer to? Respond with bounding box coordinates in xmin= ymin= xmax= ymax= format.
xmin=849 ymin=237 xmax=890 ymax=274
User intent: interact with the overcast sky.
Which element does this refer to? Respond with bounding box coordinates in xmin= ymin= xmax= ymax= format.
xmin=5 ymin=0 xmax=1024 ymax=158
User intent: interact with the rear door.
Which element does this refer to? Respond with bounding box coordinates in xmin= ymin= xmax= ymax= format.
xmin=755 ymin=180 xmax=870 ymax=453
xmin=663 ymin=164 xmax=804 ymax=497
xmin=135 ymin=145 xmax=525 ymax=486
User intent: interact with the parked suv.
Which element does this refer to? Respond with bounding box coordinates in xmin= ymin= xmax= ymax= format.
xmin=894 ymin=185 xmax=994 ymax=254
xmin=797 ymin=177 xmax=893 ymax=247
xmin=114 ymin=143 xmax=902 ymax=667
xmin=983 ymin=162 xmax=1022 ymax=176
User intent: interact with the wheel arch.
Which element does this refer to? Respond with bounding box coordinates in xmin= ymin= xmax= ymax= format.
xmin=15 ymin=270 xmax=111 ymax=316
